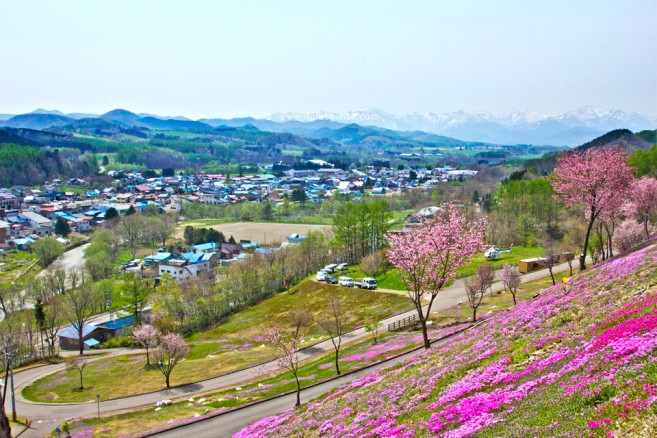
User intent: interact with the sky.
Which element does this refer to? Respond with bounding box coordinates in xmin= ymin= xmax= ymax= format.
xmin=1 ymin=0 xmax=656 ymax=119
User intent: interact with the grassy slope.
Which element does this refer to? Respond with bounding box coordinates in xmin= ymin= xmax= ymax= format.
xmin=236 ymin=241 xmax=657 ymax=437
xmin=23 ymin=280 xmax=412 ymax=403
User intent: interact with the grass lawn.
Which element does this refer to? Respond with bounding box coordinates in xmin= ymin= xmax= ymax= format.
xmin=456 ymin=246 xmax=545 ymax=278
xmin=343 ymin=246 xmax=545 ymax=291
xmin=0 ymin=250 xmax=39 ymax=289
xmin=24 ymin=280 xmax=412 ymax=403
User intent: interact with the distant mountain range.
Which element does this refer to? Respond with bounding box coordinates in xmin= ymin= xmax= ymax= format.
xmin=1 ymin=106 xmax=655 ymax=146
xmin=268 ymin=107 xmax=657 ymax=146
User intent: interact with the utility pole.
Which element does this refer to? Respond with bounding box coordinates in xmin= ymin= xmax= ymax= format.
xmin=6 ymin=334 xmax=16 ymax=422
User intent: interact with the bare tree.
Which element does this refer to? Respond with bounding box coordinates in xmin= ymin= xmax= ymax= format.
xmin=500 ymin=264 xmax=521 ymax=305
xmin=365 ymin=320 xmax=384 ymax=344
xmin=43 ymin=266 xmax=68 ymax=297
xmin=475 ymin=262 xmax=495 ymax=296
xmin=320 ymin=295 xmax=349 ymax=375
xmin=61 ymin=280 xmax=99 ymax=356
xmin=465 ymin=276 xmax=485 ymax=322
xmin=120 ymin=214 xmax=145 ymax=258
xmin=289 ymin=307 xmax=313 ymax=339
xmin=42 ymin=298 xmax=64 ymax=355
xmin=542 ymin=243 xmax=560 ymax=285
xmin=266 ymin=327 xmax=302 ymax=407
xmin=360 ymin=249 xmax=389 ymax=277
xmin=66 ymin=357 xmax=88 ymax=390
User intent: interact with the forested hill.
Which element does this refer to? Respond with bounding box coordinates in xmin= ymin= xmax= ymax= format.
xmin=0 ymin=143 xmax=98 ymax=187
xmin=524 ymin=129 xmax=656 ymax=173
xmin=576 ymin=128 xmax=653 ymax=153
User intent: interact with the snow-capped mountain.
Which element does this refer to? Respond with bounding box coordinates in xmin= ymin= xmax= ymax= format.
xmin=267 ymin=106 xmax=657 ymax=145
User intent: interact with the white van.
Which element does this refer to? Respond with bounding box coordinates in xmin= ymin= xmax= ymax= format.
xmin=339 ymin=276 xmax=355 ymax=287
xmin=324 ymin=264 xmax=337 ymax=273
xmin=316 ymin=271 xmax=328 ymax=281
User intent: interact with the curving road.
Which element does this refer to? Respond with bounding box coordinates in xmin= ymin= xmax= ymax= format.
xmin=6 ymin=259 xmax=579 ymax=438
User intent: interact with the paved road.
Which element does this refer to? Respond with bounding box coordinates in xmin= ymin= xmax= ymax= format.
xmin=6 ymin=259 xmax=580 ymax=437
xmin=155 ymin=351 xmax=415 ymax=438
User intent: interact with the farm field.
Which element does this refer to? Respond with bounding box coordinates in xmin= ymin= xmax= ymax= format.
xmin=175 ymin=221 xmax=332 ymax=244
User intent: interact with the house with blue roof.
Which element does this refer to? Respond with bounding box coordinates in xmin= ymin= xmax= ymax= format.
xmin=59 ymin=323 xmax=106 ymax=351
xmin=158 ymin=251 xmax=218 ymax=282
xmin=59 ymin=316 xmax=135 ymax=350
xmin=189 ymin=242 xmax=220 ymax=253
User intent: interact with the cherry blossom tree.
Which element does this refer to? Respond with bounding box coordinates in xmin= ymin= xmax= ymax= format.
xmin=626 ymin=176 xmax=657 ymax=239
xmin=551 ymin=147 xmax=635 ymax=270
xmin=387 ymin=204 xmax=486 ymax=349
xmin=153 ymin=333 xmax=190 ymax=390
xmin=500 ymin=263 xmax=521 ymax=305
xmin=615 ymin=219 xmax=654 ymax=252
xmin=132 ymin=324 xmax=159 ymax=366
xmin=266 ymin=327 xmax=302 ymax=407
xmin=476 ymin=262 xmax=495 ymax=296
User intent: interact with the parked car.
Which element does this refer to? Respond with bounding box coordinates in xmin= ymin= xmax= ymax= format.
xmin=356 ymin=277 xmax=378 ymax=290
xmin=316 ymin=271 xmax=328 ymax=281
xmin=325 ymin=275 xmax=338 ymax=284
xmin=324 ymin=264 xmax=337 ymax=273
xmin=339 ymin=276 xmax=354 ymax=287
xmin=337 ymin=263 xmax=348 ymax=270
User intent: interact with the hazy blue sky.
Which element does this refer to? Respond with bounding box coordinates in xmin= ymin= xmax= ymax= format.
xmin=2 ymin=0 xmax=656 ymax=118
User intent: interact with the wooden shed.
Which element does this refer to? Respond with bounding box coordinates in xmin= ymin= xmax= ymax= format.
xmin=518 ymin=257 xmax=546 ymax=274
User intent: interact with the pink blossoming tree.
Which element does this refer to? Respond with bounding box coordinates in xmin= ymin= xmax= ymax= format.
xmin=132 ymin=324 xmax=159 ymax=366
xmin=551 ymin=147 xmax=635 ymax=270
xmin=615 ymin=219 xmax=654 ymax=252
xmin=500 ymin=263 xmax=521 ymax=305
xmin=153 ymin=332 xmax=190 ymax=390
xmin=626 ymin=176 xmax=657 ymax=239
xmin=266 ymin=327 xmax=302 ymax=407
xmin=387 ymin=204 xmax=486 ymax=349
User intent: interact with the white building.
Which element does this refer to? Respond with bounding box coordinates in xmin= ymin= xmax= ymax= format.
xmin=21 ymin=211 xmax=53 ymax=237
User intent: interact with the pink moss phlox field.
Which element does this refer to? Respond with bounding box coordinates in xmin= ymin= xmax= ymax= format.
xmin=235 ymin=243 xmax=657 ymax=437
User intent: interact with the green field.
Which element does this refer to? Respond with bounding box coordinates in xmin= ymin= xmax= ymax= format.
xmin=0 ymin=250 xmax=39 ymax=288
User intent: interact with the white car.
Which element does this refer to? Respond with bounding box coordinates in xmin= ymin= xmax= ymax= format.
xmin=316 ymin=271 xmax=328 ymax=281
xmin=337 ymin=263 xmax=348 ymax=271
xmin=339 ymin=276 xmax=355 ymax=287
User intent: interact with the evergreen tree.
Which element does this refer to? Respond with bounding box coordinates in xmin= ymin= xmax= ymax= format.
xmin=105 ymin=207 xmax=119 ymax=222
xmin=55 ymin=217 xmax=71 ymax=236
